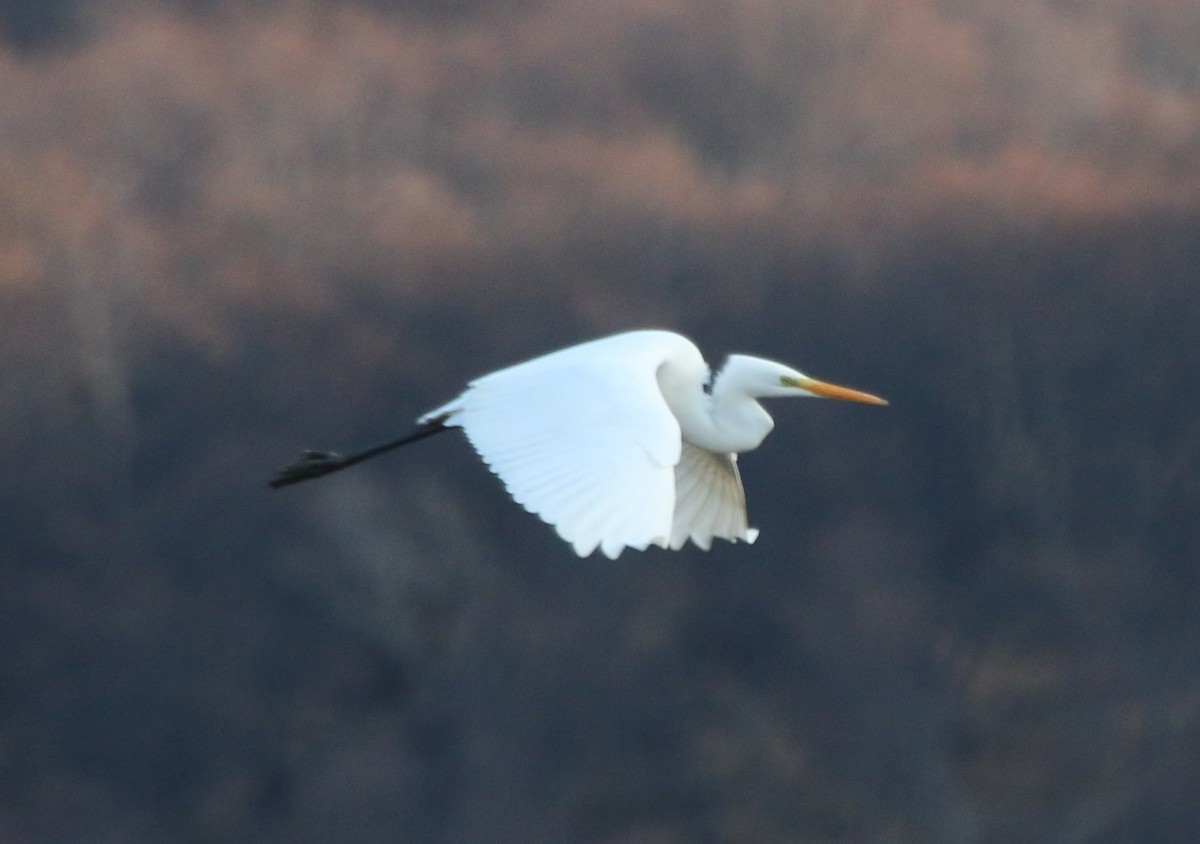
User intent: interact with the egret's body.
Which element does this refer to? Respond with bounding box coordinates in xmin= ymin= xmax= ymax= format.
xmin=271 ymin=330 xmax=886 ymax=558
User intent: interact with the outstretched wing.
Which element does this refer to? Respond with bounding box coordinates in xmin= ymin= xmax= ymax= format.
xmin=668 ymin=444 xmax=759 ymax=550
xmin=426 ymin=335 xmax=687 ymax=558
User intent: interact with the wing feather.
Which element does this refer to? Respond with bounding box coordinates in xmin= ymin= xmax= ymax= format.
xmin=421 ymin=331 xmax=761 ymax=557
xmin=668 ymin=443 xmax=759 ymax=550
xmin=444 ymin=335 xmax=685 ymax=558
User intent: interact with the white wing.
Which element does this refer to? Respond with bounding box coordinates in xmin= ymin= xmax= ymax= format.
xmin=423 ymin=334 xmax=689 ymax=558
xmin=668 ymin=443 xmax=759 ymax=550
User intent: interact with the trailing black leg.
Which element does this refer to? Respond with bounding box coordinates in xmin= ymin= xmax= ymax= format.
xmin=269 ymin=421 xmax=450 ymax=488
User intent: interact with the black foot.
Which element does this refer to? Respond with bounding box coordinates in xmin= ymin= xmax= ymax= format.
xmin=269 ymin=449 xmax=350 ymax=488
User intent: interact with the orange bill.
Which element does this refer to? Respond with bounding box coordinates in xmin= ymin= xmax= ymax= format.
xmin=801 ymin=377 xmax=888 ymax=406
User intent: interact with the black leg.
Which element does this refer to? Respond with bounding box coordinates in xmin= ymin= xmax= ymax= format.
xmin=269 ymin=422 xmax=450 ymax=488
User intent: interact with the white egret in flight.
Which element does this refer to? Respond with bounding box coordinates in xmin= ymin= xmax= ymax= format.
xmin=271 ymin=330 xmax=886 ymax=558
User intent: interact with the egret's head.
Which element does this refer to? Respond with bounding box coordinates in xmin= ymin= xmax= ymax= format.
xmin=722 ymin=355 xmax=888 ymax=405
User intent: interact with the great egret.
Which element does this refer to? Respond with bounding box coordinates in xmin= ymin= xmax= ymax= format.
xmin=271 ymin=330 xmax=886 ymax=558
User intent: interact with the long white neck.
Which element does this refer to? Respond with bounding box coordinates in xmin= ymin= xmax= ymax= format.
xmin=658 ymin=359 xmax=775 ymax=455
xmin=706 ymin=367 xmax=775 ymax=453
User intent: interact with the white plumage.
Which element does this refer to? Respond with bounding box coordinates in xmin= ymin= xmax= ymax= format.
xmin=416 ymin=330 xmax=886 ymax=558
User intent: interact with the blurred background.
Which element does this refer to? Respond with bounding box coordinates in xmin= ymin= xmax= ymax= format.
xmin=3 ymin=0 xmax=1200 ymax=841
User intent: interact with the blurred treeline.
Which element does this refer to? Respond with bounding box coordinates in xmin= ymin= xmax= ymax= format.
xmin=2 ymin=1 xmax=1199 ymax=841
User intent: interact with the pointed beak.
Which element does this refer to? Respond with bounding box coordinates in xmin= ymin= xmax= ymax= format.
xmin=799 ymin=377 xmax=888 ymax=406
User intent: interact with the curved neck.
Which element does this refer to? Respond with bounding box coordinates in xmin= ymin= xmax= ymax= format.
xmin=705 ymin=378 xmax=774 ymax=453
xmin=659 ymin=368 xmax=775 ymax=455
